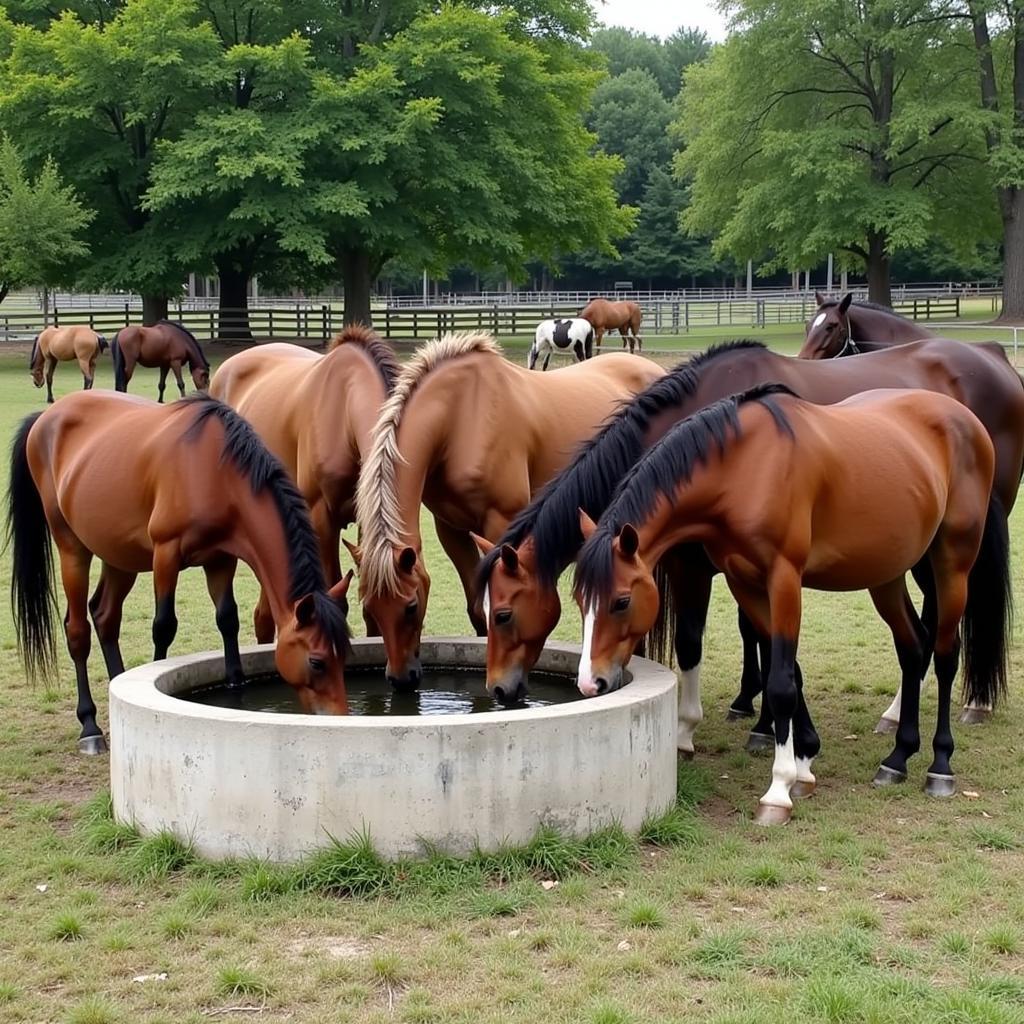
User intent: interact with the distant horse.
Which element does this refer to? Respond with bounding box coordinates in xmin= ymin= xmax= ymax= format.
xmin=7 ymin=393 xmax=354 ymax=754
xmin=111 ymin=320 xmax=210 ymax=400
xmin=528 ymin=318 xmax=594 ymax=370
xmin=29 ymin=326 xmax=108 ymax=402
xmin=579 ymin=298 xmax=643 ymax=353
xmin=574 ymin=385 xmax=1008 ymax=824
xmin=802 ymin=291 xmax=935 ymax=357
xmin=475 ymin=337 xmax=1023 ymax=744
xmin=210 ymin=324 xmax=400 ymax=640
xmin=352 ymin=331 xmax=663 ymax=693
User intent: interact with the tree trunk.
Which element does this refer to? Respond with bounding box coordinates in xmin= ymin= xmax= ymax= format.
xmin=341 ymin=248 xmax=373 ymax=326
xmin=216 ymin=255 xmax=253 ymax=342
xmin=142 ymin=294 xmax=168 ymax=325
xmin=997 ymin=188 xmax=1024 ymax=322
xmin=866 ymin=231 xmax=892 ymax=306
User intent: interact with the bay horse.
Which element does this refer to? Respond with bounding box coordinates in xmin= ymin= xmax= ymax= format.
xmin=29 ymin=326 xmax=108 ymax=402
xmin=475 ymin=337 xmax=1023 ymax=744
xmin=111 ymin=319 xmax=210 ymax=400
xmin=210 ymin=325 xmax=400 ymax=640
xmin=529 ymin=318 xmax=594 ymax=370
xmin=579 ymin=298 xmax=643 ymax=353
xmin=7 ymin=392 xmax=353 ymax=753
xmin=352 ymin=331 xmax=663 ymax=692
xmin=802 ymin=291 xmax=935 ymax=358
xmin=574 ymin=385 xmax=1009 ymax=824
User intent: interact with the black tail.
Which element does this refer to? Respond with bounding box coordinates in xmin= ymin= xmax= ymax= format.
xmin=961 ymin=494 xmax=1012 ymax=708
xmin=646 ymin=558 xmax=676 ymax=668
xmin=111 ymin=332 xmax=126 ymax=391
xmin=6 ymin=413 xmax=57 ymax=681
xmin=96 ymin=334 xmax=108 ymax=354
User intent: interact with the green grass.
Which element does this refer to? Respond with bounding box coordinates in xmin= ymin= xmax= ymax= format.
xmin=1 ymin=341 xmax=1024 ymax=1022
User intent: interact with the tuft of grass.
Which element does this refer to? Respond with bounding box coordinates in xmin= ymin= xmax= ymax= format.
xmin=591 ymin=1004 xmax=632 ymax=1024
xmin=690 ymin=930 xmax=746 ymax=971
xmin=523 ymin=826 xmax=581 ymax=878
xmin=66 ymin=996 xmax=118 ymax=1024
xmin=742 ymin=862 xmax=783 ymax=888
xmin=47 ymin=912 xmax=83 ymax=942
xmin=240 ymin=861 xmax=292 ymax=902
xmin=217 ymin=966 xmax=271 ymax=999
xmin=371 ymin=951 xmax=405 ymax=987
xmin=984 ymin=926 xmax=1021 ymax=955
xmin=128 ymin=831 xmax=195 ymax=880
xmin=970 ymin=825 xmax=1019 ymax=851
xmin=160 ymin=910 xmax=197 ymax=940
xmin=970 ymin=975 xmax=1024 ymax=1005
xmin=624 ymin=899 xmax=666 ymax=929
xmin=101 ymin=927 xmax=135 ymax=953
xmin=638 ymin=807 xmax=703 ymax=848
xmin=296 ymin=829 xmax=393 ymax=897
xmin=941 ymin=932 xmax=973 ymax=959
xmin=182 ymin=880 xmax=222 ymax=916
xmin=0 ymin=982 xmax=16 ymax=1004
xmin=843 ymin=905 xmax=883 ymax=931
xmin=469 ymin=886 xmax=534 ymax=918
xmin=675 ymin=761 xmax=712 ymax=808
xmin=802 ymin=977 xmax=866 ymax=1023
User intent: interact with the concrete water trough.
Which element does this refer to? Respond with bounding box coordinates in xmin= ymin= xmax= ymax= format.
xmin=109 ymin=638 xmax=678 ymax=862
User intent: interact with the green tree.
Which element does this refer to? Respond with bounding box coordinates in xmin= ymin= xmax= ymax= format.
xmin=677 ymin=0 xmax=992 ymax=304
xmin=0 ymin=136 xmax=92 ymax=305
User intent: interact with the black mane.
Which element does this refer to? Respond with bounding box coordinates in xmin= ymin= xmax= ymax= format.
xmin=28 ymin=335 xmax=39 ymax=369
xmin=574 ymin=383 xmax=795 ymax=605
xmin=474 ymin=339 xmax=769 ymax=592
xmin=180 ymin=396 xmax=350 ymax=652
xmin=160 ymin=319 xmax=210 ymax=370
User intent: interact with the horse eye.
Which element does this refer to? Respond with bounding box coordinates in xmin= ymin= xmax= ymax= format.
xmin=308 ymin=656 xmax=327 ymax=673
xmin=611 ymin=594 xmax=631 ymax=613
xmin=405 ymin=600 xmax=418 ymax=618
xmin=495 ymin=608 xmax=513 ymax=626
xmin=825 ymin=322 xmax=834 ymax=331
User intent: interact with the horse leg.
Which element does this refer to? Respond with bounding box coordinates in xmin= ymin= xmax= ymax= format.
xmin=869 ymin=579 xmax=925 ymax=787
xmin=157 ymin=365 xmax=169 ymax=403
xmin=619 ymin=326 xmax=632 ymax=354
xmin=88 ymin=564 xmax=137 ymax=681
xmin=730 ymin=607 xmax=763 ymax=720
xmin=595 ymin=327 xmax=605 ymax=351
xmin=434 ymin=516 xmax=488 ymax=634
xmin=45 ymin=357 xmax=57 ymax=403
xmin=172 ymin=361 xmax=186 ymax=398
xmin=151 ymin=542 xmax=182 ymax=659
xmin=543 ymin=350 xmax=551 ymax=371
xmin=204 ymin=555 xmax=246 ymax=688
xmin=78 ymin=355 xmax=93 ymax=390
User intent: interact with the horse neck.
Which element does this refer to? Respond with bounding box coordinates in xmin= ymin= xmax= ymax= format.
xmin=634 ymin=474 xmax=722 ymax=570
xmin=324 ymin=348 xmax=388 ymax=463
xmin=849 ymin=307 xmax=928 ymax=344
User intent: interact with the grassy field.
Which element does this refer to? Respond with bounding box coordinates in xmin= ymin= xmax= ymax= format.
xmin=1 ymin=336 xmax=1023 ymax=1024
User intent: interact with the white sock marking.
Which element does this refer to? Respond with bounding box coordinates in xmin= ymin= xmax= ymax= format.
xmin=677 ymin=662 xmax=703 ymax=753
xmin=759 ymin=730 xmax=796 ymax=810
xmin=795 ymin=755 xmax=815 ymax=785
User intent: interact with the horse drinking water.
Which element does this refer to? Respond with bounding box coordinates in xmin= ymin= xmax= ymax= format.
xmin=111 ymin=319 xmax=210 ymax=400
xmin=579 ymin=298 xmax=643 ymax=353
xmin=29 ymin=326 xmax=108 ymax=402
xmin=528 ymin=318 xmax=594 ymax=370
xmin=574 ymin=386 xmax=1009 ymax=823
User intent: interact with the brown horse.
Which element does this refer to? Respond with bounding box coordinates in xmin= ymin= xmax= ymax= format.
xmin=574 ymin=385 xmax=1009 ymax=823
xmin=29 ymin=326 xmax=108 ymax=402
xmin=475 ymin=337 xmax=1024 ymax=745
xmin=802 ymin=291 xmax=935 ymax=357
xmin=352 ymin=331 xmax=663 ymax=692
xmin=210 ymin=325 xmax=400 ymax=640
xmin=7 ymin=393 xmax=353 ymax=754
xmin=112 ymin=320 xmax=210 ymax=400
xmin=579 ymin=298 xmax=643 ymax=353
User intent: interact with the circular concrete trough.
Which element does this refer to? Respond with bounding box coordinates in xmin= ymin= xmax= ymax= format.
xmin=109 ymin=637 xmax=677 ymax=862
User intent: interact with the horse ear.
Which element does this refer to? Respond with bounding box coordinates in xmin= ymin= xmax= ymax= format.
xmin=815 ymin=290 xmax=826 ymax=306
xmin=618 ymin=523 xmax=640 ymax=558
xmin=578 ymin=508 xmax=598 ymax=540
xmin=342 ymin=537 xmax=362 ymax=567
xmin=839 ymin=292 xmax=853 ymax=313
xmin=329 ymin=570 xmax=354 ymax=601
xmin=294 ymin=593 xmax=316 ymax=626
xmin=500 ymin=544 xmax=519 ymax=574
xmin=470 ymin=532 xmax=494 ymax=557
xmin=397 ymin=546 xmax=417 ymax=574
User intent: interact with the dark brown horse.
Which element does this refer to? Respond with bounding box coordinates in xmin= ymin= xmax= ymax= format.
xmin=7 ymin=393 xmax=353 ymax=754
xmin=112 ymin=320 xmax=210 ymax=400
xmin=475 ymin=337 xmax=1024 ymax=745
xmin=575 ymin=385 xmax=1008 ymax=823
xmin=802 ymin=291 xmax=934 ymax=357
xmin=579 ymin=298 xmax=643 ymax=353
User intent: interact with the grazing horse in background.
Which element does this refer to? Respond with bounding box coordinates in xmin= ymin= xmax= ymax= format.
xmin=574 ymin=386 xmax=1008 ymax=824
xmin=111 ymin=319 xmax=210 ymax=400
xmin=352 ymin=331 xmax=663 ymax=693
xmin=579 ymin=298 xmax=643 ymax=353
xmin=528 ymin=318 xmax=594 ymax=370
xmin=475 ymin=337 xmax=1024 ymax=749
xmin=7 ymin=393 xmax=354 ymax=754
xmin=802 ymin=291 xmax=935 ymax=357
xmin=29 ymin=326 xmax=108 ymax=402
xmin=210 ymin=324 xmax=401 ymax=640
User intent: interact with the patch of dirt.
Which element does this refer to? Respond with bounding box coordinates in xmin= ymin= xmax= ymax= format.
xmin=285 ymin=935 xmax=372 ymax=960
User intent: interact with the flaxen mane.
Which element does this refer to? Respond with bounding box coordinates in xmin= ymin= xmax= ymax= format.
xmin=327 ymin=324 xmax=401 ymax=393
xmin=356 ymin=331 xmax=503 ymax=596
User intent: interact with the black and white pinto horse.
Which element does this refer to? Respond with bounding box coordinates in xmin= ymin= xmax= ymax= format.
xmin=528 ymin=318 xmax=595 ymax=371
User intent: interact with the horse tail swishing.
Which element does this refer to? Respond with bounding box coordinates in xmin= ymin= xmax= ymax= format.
xmin=111 ymin=332 xmax=127 ymax=391
xmin=6 ymin=412 xmax=57 ymax=681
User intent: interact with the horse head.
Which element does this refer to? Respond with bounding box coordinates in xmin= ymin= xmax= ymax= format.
xmin=800 ymin=292 xmax=854 ymax=359
xmin=29 ymin=335 xmax=43 ymax=387
xmin=472 ymin=534 xmax=561 ymax=706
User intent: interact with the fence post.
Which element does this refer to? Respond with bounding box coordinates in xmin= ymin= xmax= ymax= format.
xmin=511 ymin=309 xmax=516 ymax=335
xmin=684 ymin=302 xmax=689 ymax=332
xmin=125 ymin=303 xmax=130 ymax=327
xmin=385 ymin=308 xmax=391 ymax=338
xmin=53 ymin=305 xmax=59 ymax=328
xmin=210 ymin=310 xmax=215 ymax=340
xmin=1015 ymin=327 xmax=1019 ymax=367
xmin=322 ymin=305 xmax=328 ymax=342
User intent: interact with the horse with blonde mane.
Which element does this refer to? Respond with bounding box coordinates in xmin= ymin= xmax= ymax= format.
xmin=210 ymin=325 xmax=401 ymax=640
xmin=353 ymin=331 xmax=663 ymax=694
xmin=579 ymin=298 xmax=643 ymax=353
xmin=29 ymin=326 xmax=108 ymax=402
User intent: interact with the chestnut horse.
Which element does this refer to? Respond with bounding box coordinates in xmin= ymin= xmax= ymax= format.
xmin=111 ymin=319 xmax=210 ymax=400
xmin=802 ymin=291 xmax=935 ymax=357
xmin=574 ymin=385 xmax=1009 ymax=823
xmin=210 ymin=325 xmax=400 ymax=640
xmin=29 ymin=326 xmax=108 ymax=402
xmin=352 ymin=331 xmax=663 ymax=692
xmin=579 ymin=298 xmax=643 ymax=353
xmin=475 ymin=337 xmax=1024 ymax=745
xmin=7 ymin=393 xmax=353 ymax=753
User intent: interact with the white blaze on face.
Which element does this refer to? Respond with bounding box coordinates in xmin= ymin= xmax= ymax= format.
xmin=577 ymin=603 xmax=599 ymax=696
xmin=812 ymin=312 xmax=827 ymax=329
xmin=482 ymin=584 xmax=491 ymax=631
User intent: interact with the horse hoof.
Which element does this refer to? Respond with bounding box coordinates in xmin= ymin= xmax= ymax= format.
xmin=726 ymin=705 xmax=755 ymax=721
xmin=873 ymin=717 xmax=898 ymax=735
xmin=745 ymin=731 xmax=775 ymax=754
xmin=924 ymin=772 xmax=956 ymax=798
xmin=753 ymin=803 xmax=791 ymax=826
xmin=78 ymin=734 xmax=108 ymax=756
xmin=678 ymin=748 xmax=695 ymax=761
xmin=872 ymin=764 xmax=907 ymax=788
xmin=958 ymin=707 xmax=991 ymax=726
xmin=790 ymin=779 xmax=816 ymax=801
